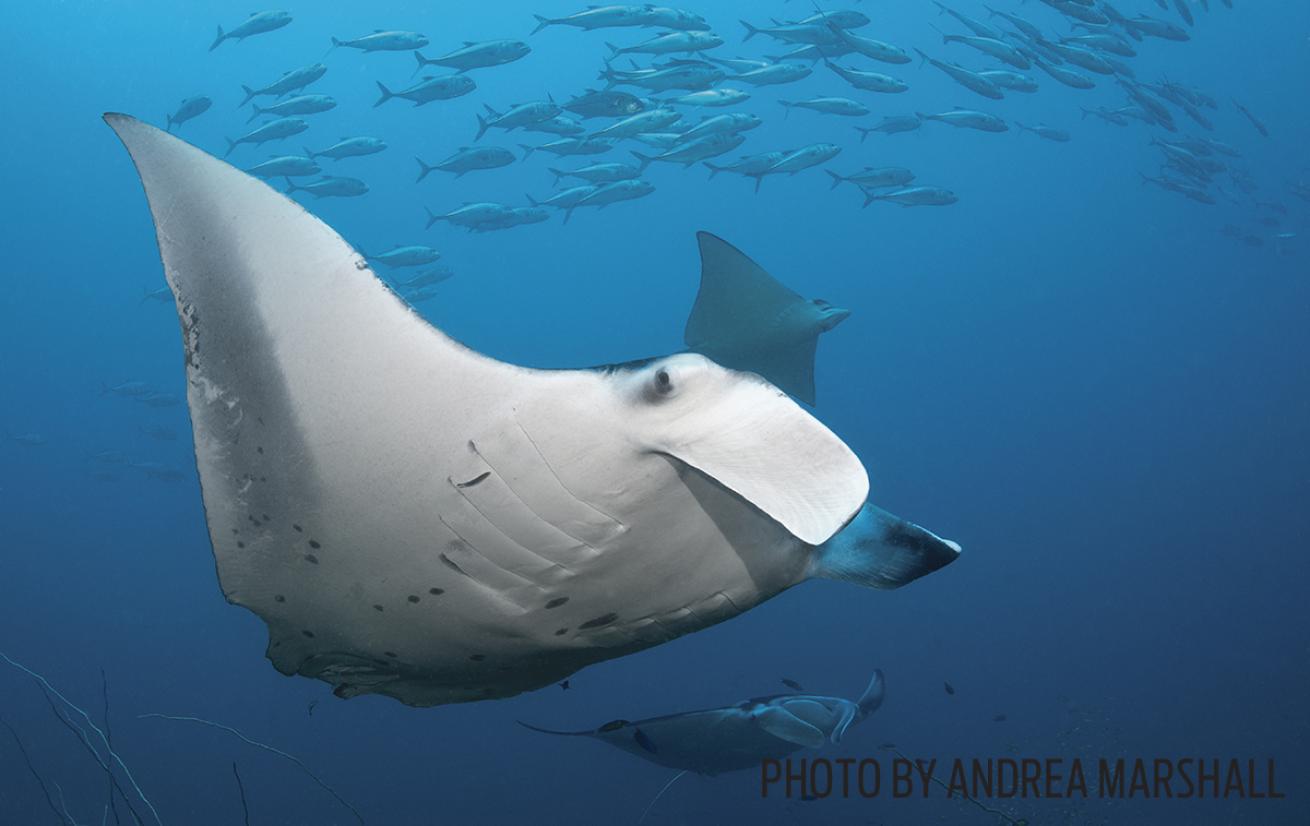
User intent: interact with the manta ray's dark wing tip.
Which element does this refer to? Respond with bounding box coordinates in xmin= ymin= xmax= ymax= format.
xmin=685 ymin=231 xmax=830 ymax=406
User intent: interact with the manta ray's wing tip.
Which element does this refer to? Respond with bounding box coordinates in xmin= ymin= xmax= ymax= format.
xmin=104 ymin=112 xmax=143 ymax=134
xmin=684 ymin=231 xmax=827 ymax=410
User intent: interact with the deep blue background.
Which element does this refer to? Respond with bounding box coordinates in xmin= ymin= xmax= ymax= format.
xmin=2 ymin=1 xmax=1308 ymax=824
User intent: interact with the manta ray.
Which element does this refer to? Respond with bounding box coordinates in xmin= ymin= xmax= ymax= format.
xmin=521 ymin=668 xmax=886 ymax=775
xmin=105 ymin=113 xmax=958 ymax=707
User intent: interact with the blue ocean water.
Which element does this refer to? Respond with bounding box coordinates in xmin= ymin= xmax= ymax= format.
xmin=2 ymin=1 xmax=1308 ymax=824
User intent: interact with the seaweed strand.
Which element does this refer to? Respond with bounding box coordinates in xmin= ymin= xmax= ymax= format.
xmin=232 ymin=762 xmax=251 ymax=826
xmin=1 ymin=714 xmax=66 ymax=825
xmin=101 ymin=669 xmax=123 ymax=826
xmin=0 ymin=651 xmax=161 ymax=826
xmin=40 ymin=689 xmax=145 ymax=826
xmin=139 ymin=714 xmax=364 ymax=825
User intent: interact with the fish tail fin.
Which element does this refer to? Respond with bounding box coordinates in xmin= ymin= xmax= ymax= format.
xmin=605 ymin=42 xmax=621 ymax=57
xmin=562 ymin=207 xmax=574 ymax=225
xmin=630 ymin=151 xmax=653 ymax=172
xmin=856 ymin=669 xmax=886 ymax=719
xmin=209 ymin=25 xmax=225 ymax=52
xmin=415 ymin=157 xmax=434 ymax=183
xmin=239 ymin=85 xmax=257 ymax=108
xmin=928 ymin=22 xmax=947 ymax=44
xmin=373 ymin=81 xmax=393 ymax=108
xmin=525 ymin=193 xmax=540 ymax=207
xmin=862 ymin=189 xmax=878 ymax=207
xmin=704 ymin=162 xmax=721 ymax=180
xmin=330 ymin=36 xmax=343 ymax=49
xmin=223 ymin=137 xmax=237 ymax=157
xmin=547 ymin=167 xmax=565 ymax=184
xmin=809 ymin=503 xmax=961 ymax=590
xmin=165 ymin=114 xmax=174 ymax=133
xmin=531 ymin=15 xmax=554 ymax=36
xmin=411 ymin=51 xmax=428 ymax=78
xmin=753 ymin=174 xmax=763 ymax=194
xmin=303 ymin=145 xmax=317 ymax=159
xmin=778 ymin=100 xmax=791 ymax=120
xmin=913 ymin=47 xmax=929 ymax=68
xmin=825 ymin=170 xmax=844 ymax=190
xmin=854 ymin=126 xmax=869 ymax=143
xmin=283 ymin=177 xmax=300 ymax=195
xmin=519 ymin=143 xmax=535 ymax=160
xmin=246 ymin=106 xmax=263 ymax=125
xmin=739 ymin=20 xmax=759 ymax=42
xmin=423 ymin=205 xmax=440 ymax=230
xmin=475 ymin=113 xmax=490 ymax=141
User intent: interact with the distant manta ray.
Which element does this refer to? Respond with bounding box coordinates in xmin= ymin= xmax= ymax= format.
xmin=521 ymin=668 xmax=885 ymax=774
xmin=103 ymin=113 xmax=959 ymax=707
xmin=521 ymin=669 xmax=886 ymax=820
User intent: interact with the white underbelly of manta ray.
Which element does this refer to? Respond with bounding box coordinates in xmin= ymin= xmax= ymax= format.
xmin=105 ymin=113 xmax=958 ymax=707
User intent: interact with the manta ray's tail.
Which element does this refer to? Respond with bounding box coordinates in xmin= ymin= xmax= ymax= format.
xmin=516 ymin=721 xmax=591 ymax=737
xmin=809 ymin=503 xmax=961 ymax=590
xmin=684 ymin=232 xmax=848 ymax=406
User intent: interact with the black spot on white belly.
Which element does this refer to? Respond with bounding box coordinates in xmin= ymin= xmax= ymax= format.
xmin=579 ymin=613 xmax=618 ymax=630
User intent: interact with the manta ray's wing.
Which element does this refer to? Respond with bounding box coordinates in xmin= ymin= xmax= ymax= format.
xmin=684 ymin=232 xmax=828 ymax=405
xmin=105 ymin=113 xmax=542 ymax=701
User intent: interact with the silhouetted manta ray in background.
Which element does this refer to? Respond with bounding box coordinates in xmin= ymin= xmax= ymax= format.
xmin=520 ymin=668 xmax=886 ymax=775
xmin=104 ymin=113 xmax=959 ymax=708
xmin=684 ymin=232 xmax=850 ymax=406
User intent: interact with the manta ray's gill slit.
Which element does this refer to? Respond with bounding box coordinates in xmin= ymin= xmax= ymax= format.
xmin=439 ymin=552 xmax=468 ymax=576
xmin=432 ymin=530 xmax=538 ymax=615
xmin=446 ymin=462 xmax=585 ymax=575
xmin=438 ymin=489 xmax=570 ymax=585
xmin=486 ymin=418 xmax=627 ymax=542
xmin=455 ymin=471 xmax=491 ymax=488
xmin=713 ymin=589 xmax=744 ymax=613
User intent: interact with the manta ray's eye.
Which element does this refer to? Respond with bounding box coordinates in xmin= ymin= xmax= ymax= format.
xmin=654 ymin=368 xmax=673 ymax=395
